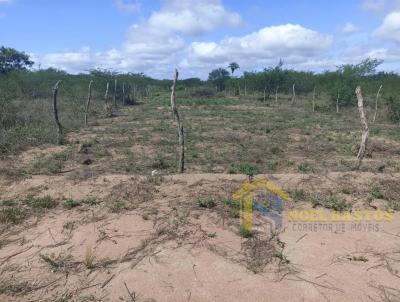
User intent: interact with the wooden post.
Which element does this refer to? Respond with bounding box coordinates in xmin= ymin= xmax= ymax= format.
xmin=336 ymin=91 xmax=340 ymax=113
xmin=372 ymin=85 xmax=383 ymax=124
xmin=171 ymin=69 xmax=185 ymax=173
xmin=291 ymin=84 xmax=296 ymax=105
xmin=263 ymin=86 xmax=267 ymax=102
xmin=355 ymin=86 xmax=369 ymax=170
xmin=52 ymin=80 xmax=63 ymax=145
xmin=122 ymin=82 xmax=125 ymax=105
xmin=104 ymin=82 xmax=109 ymax=101
xmin=84 ymin=80 xmax=93 ymax=127
xmin=312 ymin=87 xmax=316 ymax=113
xmin=275 ymin=86 xmax=279 ymax=105
xmin=113 ymin=79 xmax=117 ymax=108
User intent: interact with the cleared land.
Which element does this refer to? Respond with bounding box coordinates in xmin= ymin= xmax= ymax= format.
xmin=0 ymin=95 xmax=399 ymax=301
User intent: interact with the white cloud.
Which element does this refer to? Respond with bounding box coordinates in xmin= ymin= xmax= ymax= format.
xmin=341 ymin=22 xmax=360 ymax=34
xmin=0 ymin=0 xmax=13 ymax=3
xmin=148 ymin=0 xmax=241 ymax=36
xmin=115 ymin=0 xmax=140 ymax=13
xmin=187 ymin=24 xmax=332 ymax=63
xmin=374 ymin=11 xmax=400 ymax=42
xmin=361 ymin=0 xmax=387 ymax=12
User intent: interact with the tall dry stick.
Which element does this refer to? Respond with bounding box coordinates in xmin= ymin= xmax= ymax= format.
xmin=263 ymin=86 xmax=267 ymax=102
xmin=372 ymin=85 xmax=383 ymax=124
xmin=122 ymin=82 xmax=126 ymax=105
xmin=355 ymin=86 xmax=369 ymax=170
xmin=171 ymin=69 xmax=185 ymax=173
xmin=113 ymin=79 xmax=117 ymax=108
xmin=291 ymin=84 xmax=296 ymax=105
xmin=336 ymin=91 xmax=340 ymax=113
xmin=52 ymin=80 xmax=63 ymax=144
xmin=312 ymin=87 xmax=316 ymax=113
xmin=275 ymin=86 xmax=279 ymax=105
xmin=84 ymin=80 xmax=93 ymax=127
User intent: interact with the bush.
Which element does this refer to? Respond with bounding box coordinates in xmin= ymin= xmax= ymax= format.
xmin=386 ymin=96 xmax=400 ymax=123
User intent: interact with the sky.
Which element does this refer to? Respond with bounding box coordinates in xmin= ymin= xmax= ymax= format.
xmin=0 ymin=0 xmax=400 ymax=79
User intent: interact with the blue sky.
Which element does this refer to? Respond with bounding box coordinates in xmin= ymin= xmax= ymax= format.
xmin=1 ymin=0 xmax=400 ymax=78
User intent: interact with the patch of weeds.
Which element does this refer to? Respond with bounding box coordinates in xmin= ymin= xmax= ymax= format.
xmin=270 ymin=146 xmax=282 ymax=155
xmin=39 ymin=253 xmax=72 ymax=272
xmin=0 ymin=200 xmax=16 ymax=206
xmin=239 ymin=226 xmax=253 ymax=238
xmin=0 ymin=279 xmax=30 ymax=296
xmin=82 ymin=197 xmax=98 ymax=205
xmin=347 ymin=255 xmax=368 ymax=262
xmin=370 ymin=127 xmax=383 ymax=135
xmin=290 ymin=189 xmax=308 ymax=202
xmin=109 ymin=200 xmax=127 ymax=213
xmin=298 ymin=162 xmax=314 ymax=173
xmin=224 ymin=198 xmax=240 ymax=218
xmin=323 ymin=195 xmax=351 ymax=212
xmin=198 ymin=198 xmax=216 ymax=209
xmin=63 ymin=199 xmax=81 ymax=209
xmin=388 ymin=200 xmax=400 ymax=211
xmin=26 ymin=195 xmax=57 ymax=210
xmin=207 ymin=232 xmax=217 ymax=238
xmin=0 ymin=207 xmax=25 ymax=224
xmin=370 ymin=187 xmax=387 ymax=200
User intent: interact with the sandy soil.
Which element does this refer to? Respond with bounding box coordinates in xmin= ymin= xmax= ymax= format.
xmin=0 ymin=172 xmax=399 ymax=302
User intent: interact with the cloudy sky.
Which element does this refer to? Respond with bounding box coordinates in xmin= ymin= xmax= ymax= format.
xmin=1 ymin=0 xmax=400 ymax=78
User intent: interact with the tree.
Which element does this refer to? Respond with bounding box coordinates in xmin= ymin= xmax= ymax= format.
xmin=0 ymin=46 xmax=34 ymax=74
xmin=228 ymin=62 xmax=240 ymax=75
xmin=208 ymin=68 xmax=230 ymax=91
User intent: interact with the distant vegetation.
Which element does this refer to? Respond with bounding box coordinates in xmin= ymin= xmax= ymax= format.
xmin=1 ymin=46 xmax=400 ymax=155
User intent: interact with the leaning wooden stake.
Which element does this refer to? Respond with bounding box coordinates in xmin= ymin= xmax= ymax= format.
xmin=84 ymin=80 xmax=93 ymax=127
xmin=355 ymin=86 xmax=369 ymax=170
xmin=113 ymin=79 xmax=117 ymax=108
xmin=52 ymin=80 xmax=63 ymax=144
xmin=372 ymin=85 xmax=383 ymax=124
xmin=291 ymin=84 xmax=296 ymax=105
xmin=122 ymin=82 xmax=126 ymax=105
xmin=336 ymin=91 xmax=340 ymax=113
xmin=263 ymin=86 xmax=267 ymax=102
xmin=170 ymin=69 xmax=185 ymax=173
xmin=312 ymin=87 xmax=316 ymax=113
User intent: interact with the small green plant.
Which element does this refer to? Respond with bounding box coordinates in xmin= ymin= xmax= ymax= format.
xmin=239 ymin=226 xmax=253 ymax=238
xmin=235 ymin=163 xmax=260 ymax=177
xmin=26 ymin=196 xmax=57 ymax=210
xmin=82 ymin=197 xmax=98 ymax=205
xmin=298 ymin=162 xmax=314 ymax=173
xmin=207 ymin=232 xmax=217 ymax=238
xmin=63 ymin=199 xmax=81 ymax=209
xmin=270 ymin=146 xmax=282 ymax=155
xmin=370 ymin=187 xmax=387 ymax=200
xmin=0 ymin=207 xmax=25 ymax=224
xmin=265 ymin=161 xmax=278 ymax=171
xmin=109 ymin=200 xmax=126 ymax=213
xmin=198 ymin=198 xmax=216 ymax=209
xmin=324 ymin=195 xmax=351 ymax=212
xmin=275 ymin=252 xmax=290 ymax=264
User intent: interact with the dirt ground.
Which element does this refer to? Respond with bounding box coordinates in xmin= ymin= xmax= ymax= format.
xmin=0 ymin=102 xmax=399 ymax=302
xmin=0 ymin=171 xmax=399 ymax=302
